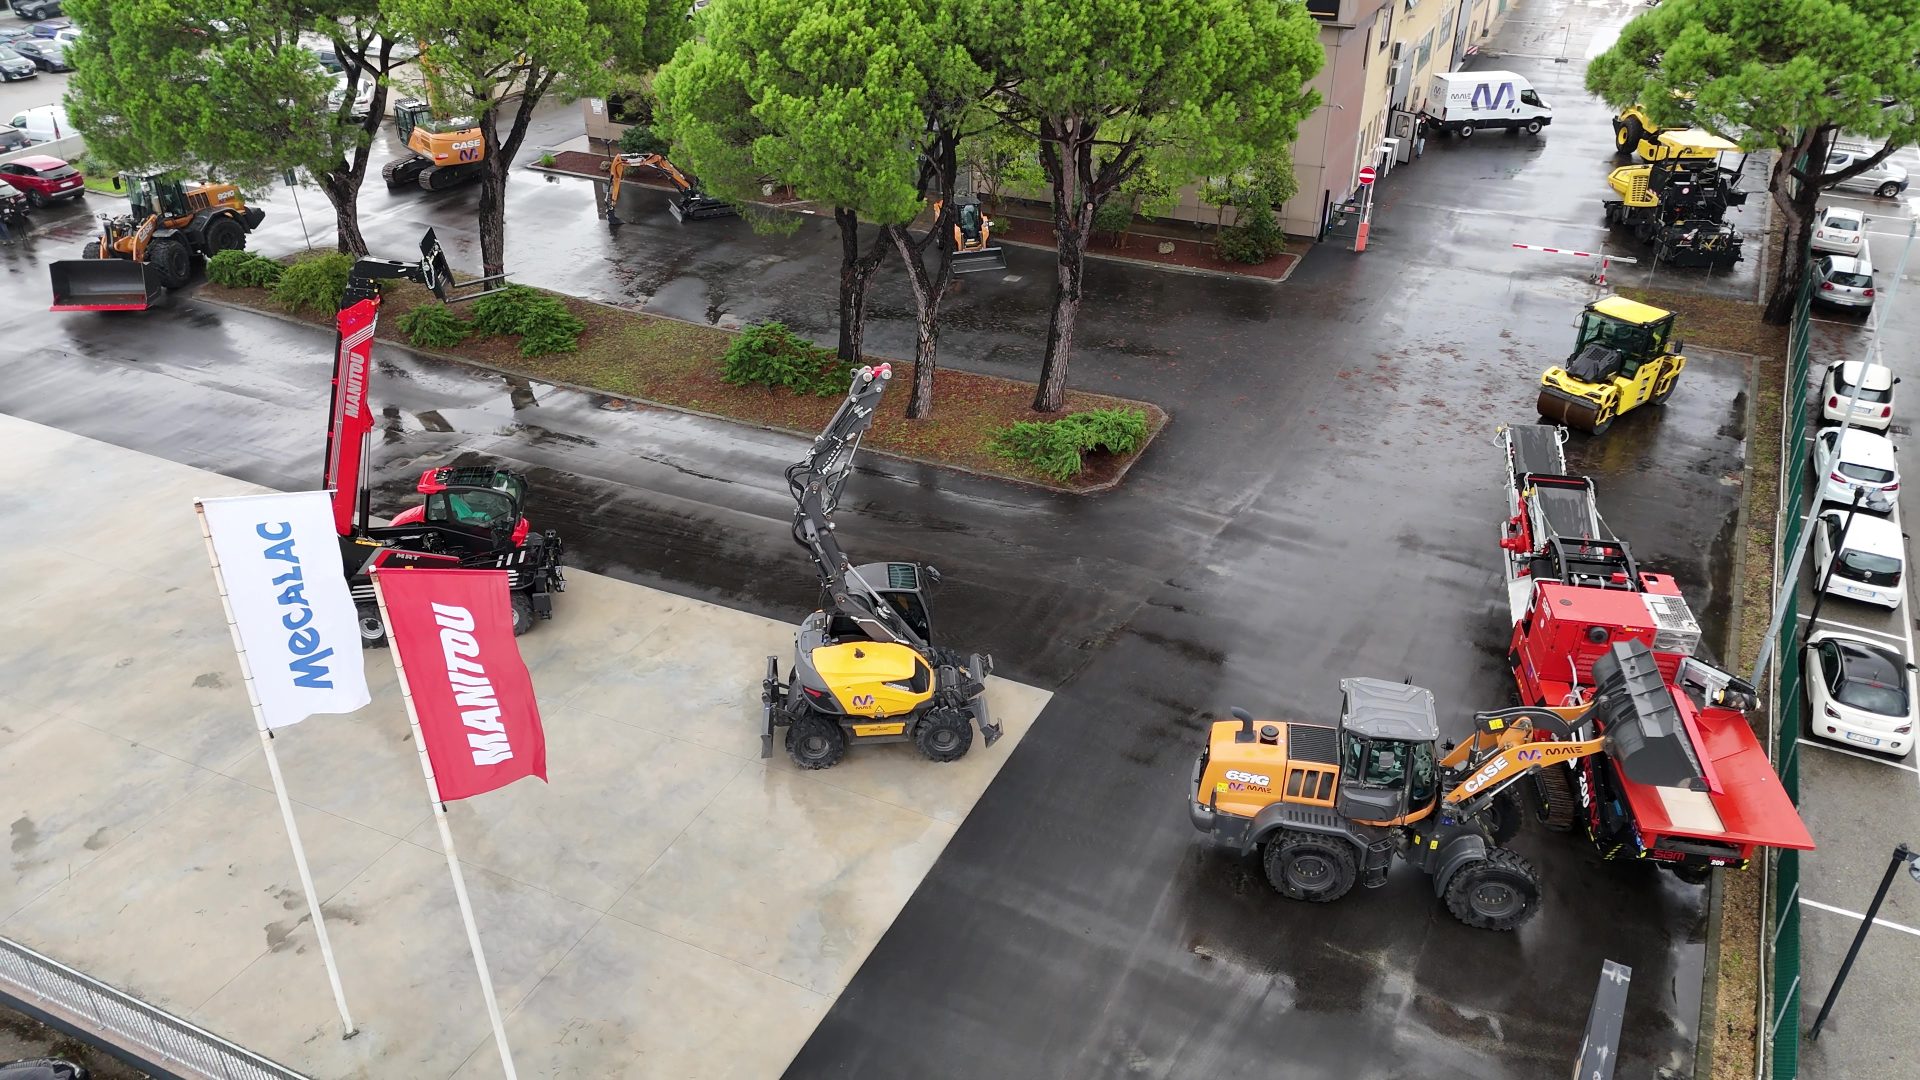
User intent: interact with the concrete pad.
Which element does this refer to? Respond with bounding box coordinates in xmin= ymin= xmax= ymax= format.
xmin=565 ymin=599 xmax=785 ymax=759
xmin=0 ymin=719 xmax=211 ymax=919
xmin=0 ymin=689 xmax=56 ymax=750
xmin=220 ymin=694 xmax=432 ymax=841
xmin=450 ymin=915 xmax=827 ymax=1080
xmin=405 ymin=706 xmax=748 ymax=911
xmin=611 ymin=766 xmax=956 ymax=996
xmin=193 ymin=840 xmax=600 ymax=1080
xmin=1 ymin=774 xmax=394 ymax=1013
xmin=72 ymin=640 xmax=260 ymax=770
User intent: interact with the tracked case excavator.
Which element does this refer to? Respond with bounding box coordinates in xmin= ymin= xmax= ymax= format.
xmin=761 ymin=364 xmax=998 ymax=769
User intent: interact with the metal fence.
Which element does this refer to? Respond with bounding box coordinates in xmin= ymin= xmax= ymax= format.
xmin=0 ymin=935 xmax=307 ymax=1080
xmin=1758 ymin=259 xmax=1814 ymax=1080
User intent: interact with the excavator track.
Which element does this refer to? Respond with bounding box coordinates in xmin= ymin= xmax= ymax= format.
xmin=1529 ymin=765 xmax=1580 ymax=832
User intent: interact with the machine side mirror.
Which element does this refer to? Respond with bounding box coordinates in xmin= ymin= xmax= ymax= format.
xmin=1895 ymin=377 xmax=1903 ymax=385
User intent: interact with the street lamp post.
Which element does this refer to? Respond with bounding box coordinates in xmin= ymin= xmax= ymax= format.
xmin=1807 ymin=842 xmax=1920 ymax=1041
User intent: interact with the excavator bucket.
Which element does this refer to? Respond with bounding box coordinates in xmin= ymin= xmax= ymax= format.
xmin=1589 ymin=640 xmax=1706 ymax=789
xmin=1536 ymin=385 xmax=1605 ymax=433
xmin=667 ymin=191 xmax=737 ymax=222
xmin=49 ymin=258 xmax=165 ymax=312
xmin=952 ymin=245 xmax=1007 ymax=274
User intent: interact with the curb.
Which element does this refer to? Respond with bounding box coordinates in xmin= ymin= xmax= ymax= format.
xmin=526 ymin=161 xmax=1301 ymax=285
xmin=188 ymin=291 xmax=1167 ymax=497
xmin=990 ymin=235 xmax=1301 ymax=284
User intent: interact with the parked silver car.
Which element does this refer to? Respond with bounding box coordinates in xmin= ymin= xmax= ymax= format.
xmin=1812 ymin=254 xmax=1875 ymax=310
xmin=1825 ymin=149 xmax=1910 ymax=198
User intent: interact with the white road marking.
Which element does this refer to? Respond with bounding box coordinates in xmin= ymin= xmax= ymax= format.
xmin=1796 ymin=613 xmax=1909 ymax=645
xmin=1800 ymin=737 xmax=1920 ymax=773
xmin=1800 ymin=897 xmax=1920 ymax=939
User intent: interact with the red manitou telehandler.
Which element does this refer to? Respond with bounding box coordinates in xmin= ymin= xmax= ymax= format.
xmin=1495 ymin=424 xmax=1812 ymax=882
xmin=323 ymin=230 xmax=566 ymax=646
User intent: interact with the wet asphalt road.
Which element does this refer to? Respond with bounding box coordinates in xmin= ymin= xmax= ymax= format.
xmin=0 ymin=2 xmax=1753 ymax=1075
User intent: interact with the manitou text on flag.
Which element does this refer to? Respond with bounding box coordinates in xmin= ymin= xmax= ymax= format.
xmin=377 ymin=568 xmax=547 ymax=800
xmin=199 ymin=491 xmax=370 ymax=727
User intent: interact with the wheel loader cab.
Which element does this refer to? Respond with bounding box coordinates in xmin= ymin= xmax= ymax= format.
xmin=1334 ymin=678 xmax=1441 ymax=825
xmin=415 ymin=466 xmax=529 ymax=548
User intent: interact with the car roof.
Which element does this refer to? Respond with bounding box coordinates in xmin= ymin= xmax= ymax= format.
xmin=1810 ymin=631 xmax=1907 ymax=671
xmin=1832 ymin=638 xmax=1908 ymax=687
xmin=1824 ymin=254 xmax=1871 ymax=275
xmin=9 ymin=155 xmax=67 ymax=170
xmin=1820 ymin=425 xmax=1898 ymax=464
xmin=1821 ymin=206 xmax=1865 ymax=224
xmin=1833 ymin=361 xmax=1894 ymax=392
xmin=1820 ymin=509 xmax=1904 ymax=554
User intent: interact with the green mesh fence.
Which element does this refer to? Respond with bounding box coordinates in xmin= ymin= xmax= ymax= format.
xmin=1762 ymin=255 xmax=1815 ymax=1080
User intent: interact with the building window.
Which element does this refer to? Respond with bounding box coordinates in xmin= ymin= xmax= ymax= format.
xmin=1415 ymin=29 xmax=1434 ymax=71
xmin=1439 ymin=12 xmax=1454 ymax=46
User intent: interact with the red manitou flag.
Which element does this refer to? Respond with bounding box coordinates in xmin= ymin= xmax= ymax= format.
xmin=376 ymin=568 xmax=547 ymax=800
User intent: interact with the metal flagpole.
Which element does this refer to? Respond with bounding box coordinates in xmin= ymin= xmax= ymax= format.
xmin=370 ymin=571 xmax=519 ymax=1080
xmin=193 ymin=502 xmax=357 ymax=1039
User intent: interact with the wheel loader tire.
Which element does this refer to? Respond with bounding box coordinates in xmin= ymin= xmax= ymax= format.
xmin=148 ymin=237 xmax=194 ymax=290
xmin=1620 ymin=119 xmax=1644 ymax=156
xmin=204 ymin=216 xmax=247 ymax=255
xmin=510 ymin=594 xmax=535 ymax=637
xmin=357 ymin=604 xmax=388 ymax=649
xmin=1485 ymin=788 xmax=1525 ymax=845
xmin=1458 ymin=123 xmax=1475 ymax=139
xmin=1669 ymin=863 xmax=1714 ymax=886
xmin=1263 ymin=829 xmax=1358 ymax=903
xmin=1444 ymin=848 xmax=1542 ymax=931
xmin=80 ymin=244 xmax=100 ymax=259
xmin=913 ymin=708 xmax=973 ymax=763
xmin=786 ymin=713 xmax=847 ymax=770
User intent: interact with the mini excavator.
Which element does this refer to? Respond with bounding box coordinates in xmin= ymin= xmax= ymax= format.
xmin=761 ymin=364 xmax=998 ymax=769
xmin=937 ymin=194 xmax=1006 ymax=274
xmin=604 ymin=152 xmax=736 ymax=224
xmin=1191 ymin=640 xmax=1713 ymax=931
xmin=322 ymin=230 xmax=566 ymax=644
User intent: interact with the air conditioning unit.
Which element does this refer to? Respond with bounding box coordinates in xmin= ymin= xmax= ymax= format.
xmin=1390 ymin=40 xmax=1406 ymax=62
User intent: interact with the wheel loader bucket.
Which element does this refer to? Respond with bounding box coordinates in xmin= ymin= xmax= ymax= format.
xmin=1536 ymin=384 xmax=1605 ymax=433
xmin=952 ymin=246 xmax=1007 ymax=274
xmin=1589 ymin=639 xmax=1706 ymax=789
xmin=49 ymin=259 xmax=165 ymax=312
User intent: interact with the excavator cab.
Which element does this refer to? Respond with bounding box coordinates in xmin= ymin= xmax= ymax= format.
xmin=384 ymin=99 xmax=486 ymax=192
xmin=1334 ymin=680 xmax=1441 ymax=824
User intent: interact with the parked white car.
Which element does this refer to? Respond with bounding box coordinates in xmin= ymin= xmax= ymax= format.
xmin=1813 ymin=509 xmax=1905 ymax=609
xmin=1820 ymin=360 xmax=1898 ymax=431
xmin=1811 ymin=205 xmax=1867 ymax=257
xmin=1805 ymin=631 xmax=1915 ymax=757
xmin=1812 ymin=425 xmax=1900 ymax=513
xmin=326 ymin=72 xmax=375 ymax=121
xmin=1825 ymin=148 xmax=1910 ymax=199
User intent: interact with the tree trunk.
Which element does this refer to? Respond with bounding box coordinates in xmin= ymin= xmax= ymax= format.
xmin=474 ymin=72 xmax=556 ymax=281
xmin=321 ymin=171 xmax=366 ymax=254
xmin=315 ymin=40 xmax=393 ymax=257
xmin=888 ymin=222 xmax=947 ymax=419
xmin=835 ymin=207 xmax=890 ymax=363
xmin=1035 ymin=196 xmax=1093 ymax=412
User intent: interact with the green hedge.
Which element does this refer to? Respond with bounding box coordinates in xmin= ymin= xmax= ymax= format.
xmin=720 ymin=321 xmax=849 ymax=396
xmin=991 ymin=408 xmax=1150 ymax=482
xmin=397 ymin=304 xmax=472 ymax=349
xmin=206 ymin=249 xmax=283 ymax=288
xmin=470 ymin=285 xmax=586 ymax=357
xmin=271 ymin=252 xmax=355 ymax=315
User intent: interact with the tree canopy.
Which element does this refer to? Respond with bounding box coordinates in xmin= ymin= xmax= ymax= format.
xmin=1587 ymin=0 xmax=1920 ymax=319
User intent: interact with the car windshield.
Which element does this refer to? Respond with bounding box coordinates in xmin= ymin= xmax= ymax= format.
xmin=0 ymin=48 xmax=19 ymax=60
xmin=1829 ymin=271 xmax=1873 ymax=288
xmin=1838 ymin=549 xmax=1902 ymax=581
xmin=1834 ymin=370 xmax=1893 ymax=403
xmin=1836 ymin=645 xmax=1908 ymax=715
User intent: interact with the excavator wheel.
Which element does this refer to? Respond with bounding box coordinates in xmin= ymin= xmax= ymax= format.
xmin=913 ymin=707 xmax=973 ymax=763
xmin=1484 ymin=788 xmax=1525 ymax=845
xmin=786 ymin=712 xmax=847 ymax=770
xmin=147 ymin=237 xmax=194 ymax=290
xmin=1444 ymin=848 xmax=1542 ymax=931
xmin=1263 ymin=829 xmax=1358 ymax=903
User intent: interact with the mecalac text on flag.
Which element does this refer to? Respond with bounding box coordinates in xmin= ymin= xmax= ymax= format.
xmin=200 ymin=492 xmax=371 ymax=727
xmin=378 ymin=568 xmax=547 ymax=800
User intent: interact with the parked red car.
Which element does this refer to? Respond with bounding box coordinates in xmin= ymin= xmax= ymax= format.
xmin=0 ymin=154 xmax=83 ymax=207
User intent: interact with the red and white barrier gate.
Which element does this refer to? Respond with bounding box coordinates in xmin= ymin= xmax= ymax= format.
xmin=1510 ymin=243 xmax=1639 ymax=286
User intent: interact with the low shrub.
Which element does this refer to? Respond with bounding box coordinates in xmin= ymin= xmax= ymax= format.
xmin=1216 ymin=194 xmax=1284 ymax=264
xmin=720 ymin=321 xmax=848 ymax=396
xmin=397 ymin=303 xmax=472 ymax=349
xmin=469 ymin=284 xmax=586 ymax=356
xmin=270 ymin=251 xmax=354 ymax=315
xmin=618 ymin=124 xmax=671 ymax=157
xmin=206 ymin=249 xmax=283 ymax=288
xmin=990 ymin=407 xmax=1151 ymax=482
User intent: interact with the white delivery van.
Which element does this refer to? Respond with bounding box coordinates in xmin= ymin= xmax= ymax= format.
xmin=7 ymin=105 xmax=73 ymax=145
xmin=1421 ymin=70 xmax=1553 ymax=138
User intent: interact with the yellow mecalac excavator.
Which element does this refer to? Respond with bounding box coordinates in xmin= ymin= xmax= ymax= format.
xmin=760 ymin=364 xmax=999 ymax=769
xmin=1189 ymin=639 xmax=1706 ymax=930
xmin=603 ymin=152 xmax=736 ymax=224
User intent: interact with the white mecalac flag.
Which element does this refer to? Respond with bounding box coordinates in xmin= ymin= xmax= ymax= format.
xmin=199 ymin=492 xmax=370 ymax=727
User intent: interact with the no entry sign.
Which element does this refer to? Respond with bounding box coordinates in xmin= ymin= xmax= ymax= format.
xmin=1358 ymin=165 xmax=1377 ymax=186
